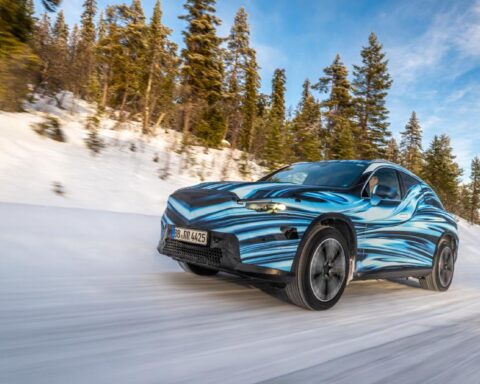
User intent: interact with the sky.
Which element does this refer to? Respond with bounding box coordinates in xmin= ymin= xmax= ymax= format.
xmin=34 ymin=0 xmax=480 ymax=178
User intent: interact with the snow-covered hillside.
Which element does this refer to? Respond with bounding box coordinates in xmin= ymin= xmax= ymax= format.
xmin=0 ymin=93 xmax=264 ymax=215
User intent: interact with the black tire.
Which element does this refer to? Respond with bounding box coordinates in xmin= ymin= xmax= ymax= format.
xmin=178 ymin=261 xmax=219 ymax=276
xmin=419 ymin=238 xmax=455 ymax=291
xmin=285 ymin=226 xmax=350 ymax=310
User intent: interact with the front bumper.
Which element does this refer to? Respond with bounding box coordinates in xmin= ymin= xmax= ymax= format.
xmin=157 ymin=226 xmax=292 ymax=285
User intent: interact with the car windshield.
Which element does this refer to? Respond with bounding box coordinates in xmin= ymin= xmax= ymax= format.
xmin=261 ymin=162 xmax=368 ymax=188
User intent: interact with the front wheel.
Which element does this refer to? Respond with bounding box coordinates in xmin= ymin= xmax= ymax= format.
xmin=178 ymin=261 xmax=219 ymax=276
xmin=419 ymin=238 xmax=455 ymax=291
xmin=286 ymin=226 xmax=350 ymax=310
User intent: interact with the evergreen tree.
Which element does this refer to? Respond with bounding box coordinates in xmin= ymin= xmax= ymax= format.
xmin=0 ymin=0 xmax=38 ymax=110
xmin=353 ymin=32 xmax=392 ymax=159
xmin=458 ymin=184 xmax=473 ymax=221
xmin=109 ymin=1 xmax=148 ymax=117
xmin=400 ymin=111 xmax=423 ymax=174
xmin=422 ymin=134 xmax=462 ymax=212
xmin=96 ymin=6 xmax=123 ymax=110
xmin=77 ymin=0 xmax=97 ymax=99
xmin=291 ymin=79 xmax=322 ymax=161
xmin=179 ymin=0 xmax=225 ymax=147
xmin=49 ymin=10 xmax=69 ymax=102
xmin=31 ymin=13 xmax=52 ymax=88
xmin=224 ymin=7 xmax=251 ymax=147
xmin=264 ymin=68 xmax=286 ymax=170
xmin=385 ymin=137 xmax=401 ymax=164
xmin=469 ymin=156 xmax=480 ymax=223
xmin=141 ymin=0 xmax=177 ymax=134
xmin=250 ymin=92 xmax=270 ymax=159
xmin=239 ymin=48 xmax=259 ymax=155
xmin=315 ymin=54 xmax=355 ymax=159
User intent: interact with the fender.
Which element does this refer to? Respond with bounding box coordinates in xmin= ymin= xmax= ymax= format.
xmin=291 ymin=212 xmax=358 ymax=274
xmin=436 ymin=230 xmax=459 ymax=262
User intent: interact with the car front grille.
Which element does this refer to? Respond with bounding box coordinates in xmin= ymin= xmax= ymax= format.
xmin=163 ymin=238 xmax=222 ymax=267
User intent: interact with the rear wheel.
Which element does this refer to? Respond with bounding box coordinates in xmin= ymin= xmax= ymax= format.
xmin=419 ymin=238 xmax=455 ymax=291
xmin=178 ymin=261 xmax=219 ymax=276
xmin=286 ymin=226 xmax=349 ymax=310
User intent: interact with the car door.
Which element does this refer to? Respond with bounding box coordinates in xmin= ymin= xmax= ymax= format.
xmin=399 ymin=172 xmax=447 ymax=269
xmin=355 ymin=167 xmax=420 ymax=274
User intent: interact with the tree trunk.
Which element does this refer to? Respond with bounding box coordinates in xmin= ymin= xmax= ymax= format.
xmin=153 ymin=112 xmax=165 ymax=135
xmin=100 ymin=79 xmax=109 ymax=110
xmin=143 ymin=62 xmax=155 ymax=135
xmin=119 ymin=83 xmax=129 ymax=121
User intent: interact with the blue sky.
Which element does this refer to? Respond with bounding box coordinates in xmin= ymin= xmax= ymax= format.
xmin=35 ymin=0 xmax=480 ymax=177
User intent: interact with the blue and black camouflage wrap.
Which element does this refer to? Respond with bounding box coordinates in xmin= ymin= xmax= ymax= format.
xmin=159 ymin=161 xmax=458 ymax=279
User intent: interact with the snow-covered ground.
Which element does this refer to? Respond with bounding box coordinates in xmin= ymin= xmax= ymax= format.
xmin=1 ymin=203 xmax=480 ymax=383
xmin=0 ymin=93 xmax=264 ymax=215
xmin=1 ymin=98 xmax=480 ymax=383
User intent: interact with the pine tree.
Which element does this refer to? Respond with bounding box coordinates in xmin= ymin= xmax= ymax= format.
xmin=77 ymin=0 xmax=97 ymax=99
xmin=264 ymin=68 xmax=286 ymax=170
xmin=250 ymin=92 xmax=270 ymax=159
xmin=68 ymin=24 xmax=81 ymax=95
xmin=31 ymin=13 xmax=52 ymax=88
xmin=315 ymin=54 xmax=355 ymax=159
xmin=385 ymin=137 xmax=401 ymax=164
xmin=179 ymin=0 xmax=225 ymax=147
xmin=141 ymin=0 xmax=177 ymax=134
xmin=49 ymin=10 xmax=69 ymax=102
xmin=106 ymin=1 xmax=148 ymax=118
xmin=400 ymin=111 xmax=423 ymax=174
xmin=291 ymin=79 xmax=321 ymax=161
xmin=422 ymin=134 xmax=462 ymax=212
xmin=0 ymin=0 xmax=38 ymax=110
xmin=224 ymin=7 xmax=251 ymax=147
xmin=353 ymin=33 xmax=392 ymax=159
xmin=239 ymin=48 xmax=259 ymax=153
xmin=469 ymin=156 xmax=480 ymax=223
xmin=458 ymin=184 xmax=473 ymax=221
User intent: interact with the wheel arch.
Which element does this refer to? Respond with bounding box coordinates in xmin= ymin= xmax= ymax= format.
xmin=437 ymin=230 xmax=459 ymax=262
xmin=292 ymin=213 xmax=358 ymax=272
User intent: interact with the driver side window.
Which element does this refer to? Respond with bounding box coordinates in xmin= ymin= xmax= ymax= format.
xmin=363 ymin=168 xmax=401 ymax=200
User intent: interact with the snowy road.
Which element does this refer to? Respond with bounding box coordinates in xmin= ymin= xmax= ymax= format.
xmin=1 ymin=202 xmax=480 ymax=383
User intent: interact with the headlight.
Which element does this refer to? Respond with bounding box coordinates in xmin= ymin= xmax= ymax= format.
xmin=245 ymin=201 xmax=287 ymax=213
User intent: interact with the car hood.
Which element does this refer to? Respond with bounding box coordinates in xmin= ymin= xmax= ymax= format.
xmin=176 ymin=181 xmax=346 ymax=200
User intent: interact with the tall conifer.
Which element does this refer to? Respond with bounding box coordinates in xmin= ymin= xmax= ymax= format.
xmin=179 ymin=0 xmax=225 ymax=147
xmin=291 ymin=79 xmax=322 ymax=161
xmin=385 ymin=137 xmax=401 ymax=164
xmin=240 ymin=48 xmax=259 ymax=153
xmin=315 ymin=54 xmax=355 ymax=159
xmin=353 ymin=33 xmax=392 ymax=159
xmin=400 ymin=111 xmax=423 ymax=174
xmin=469 ymin=157 xmax=480 ymax=223
xmin=264 ymin=68 xmax=286 ymax=170
xmin=224 ymin=7 xmax=251 ymax=147
xmin=141 ymin=0 xmax=176 ymax=133
xmin=422 ymin=134 xmax=462 ymax=212
xmin=77 ymin=0 xmax=97 ymax=99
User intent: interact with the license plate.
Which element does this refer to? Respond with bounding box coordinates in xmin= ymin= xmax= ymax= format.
xmin=170 ymin=227 xmax=208 ymax=246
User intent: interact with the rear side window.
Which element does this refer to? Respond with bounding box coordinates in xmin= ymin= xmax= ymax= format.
xmin=400 ymin=172 xmax=421 ymax=195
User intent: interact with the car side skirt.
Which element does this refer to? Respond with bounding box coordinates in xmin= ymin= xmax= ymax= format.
xmin=353 ymin=267 xmax=432 ymax=281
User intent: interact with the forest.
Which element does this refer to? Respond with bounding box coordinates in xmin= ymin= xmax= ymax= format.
xmin=0 ymin=0 xmax=479 ymax=223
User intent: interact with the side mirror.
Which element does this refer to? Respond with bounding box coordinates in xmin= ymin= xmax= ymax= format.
xmin=371 ymin=184 xmax=397 ymax=206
